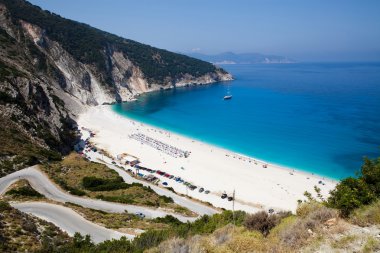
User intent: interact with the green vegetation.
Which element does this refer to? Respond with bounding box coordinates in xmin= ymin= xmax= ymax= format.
xmin=327 ymin=157 xmax=380 ymax=216
xmin=82 ymin=176 xmax=130 ymax=191
xmin=0 ymin=116 xmax=62 ymax=177
xmin=152 ymin=215 xmax=183 ymax=227
xmin=6 ymin=185 xmax=43 ymax=198
xmin=1 ymin=0 xmax=226 ymax=85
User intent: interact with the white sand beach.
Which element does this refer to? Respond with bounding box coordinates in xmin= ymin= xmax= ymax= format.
xmin=77 ymin=105 xmax=337 ymax=213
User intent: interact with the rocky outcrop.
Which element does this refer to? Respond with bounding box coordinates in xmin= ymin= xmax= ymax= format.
xmin=18 ymin=19 xmax=231 ymax=109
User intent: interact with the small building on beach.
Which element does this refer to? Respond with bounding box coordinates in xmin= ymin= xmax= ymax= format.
xmin=116 ymin=153 xmax=140 ymax=166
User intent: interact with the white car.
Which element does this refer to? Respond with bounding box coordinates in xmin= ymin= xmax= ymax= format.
xmin=135 ymin=212 xmax=146 ymax=219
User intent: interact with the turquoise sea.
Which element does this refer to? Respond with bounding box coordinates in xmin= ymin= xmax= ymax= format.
xmin=112 ymin=63 xmax=380 ymax=179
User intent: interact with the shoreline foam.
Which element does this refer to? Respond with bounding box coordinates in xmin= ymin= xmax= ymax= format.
xmin=77 ymin=105 xmax=337 ymax=213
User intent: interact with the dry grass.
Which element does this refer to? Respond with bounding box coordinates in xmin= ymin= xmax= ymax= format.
xmin=362 ymin=236 xmax=380 ymax=253
xmin=296 ymin=201 xmax=325 ymax=217
xmin=279 ymin=203 xmax=338 ymax=249
xmin=43 ymin=153 xmax=119 ymax=189
xmin=149 ymin=225 xmax=293 ymax=253
xmin=155 ymin=237 xmax=189 ymax=253
xmin=331 ymin=234 xmax=357 ymax=249
xmin=350 ymin=199 xmax=380 ymax=227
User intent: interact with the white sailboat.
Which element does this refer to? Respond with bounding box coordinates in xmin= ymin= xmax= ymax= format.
xmin=223 ymin=83 xmax=232 ymax=100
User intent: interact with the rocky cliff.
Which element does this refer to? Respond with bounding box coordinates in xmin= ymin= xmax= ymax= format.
xmin=0 ymin=0 xmax=232 ymax=176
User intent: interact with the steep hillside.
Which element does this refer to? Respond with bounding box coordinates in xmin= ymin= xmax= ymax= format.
xmin=0 ymin=0 xmax=231 ymax=176
xmin=0 ymin=201 xmax=71 ymax=252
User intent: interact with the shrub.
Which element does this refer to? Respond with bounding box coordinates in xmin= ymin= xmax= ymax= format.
xmin=244 ymin=211 xmax=278 ymax=236
xmin=132 ymin=229 xmax=171 ymax=251
xmin=6 ymin=186 xmax=43 ymax=198
xmin=96 ymin=195 xmax=135 ymax=205
xmin=327 ymin=156 xmax=380 ymax=217
xmin=21 ymin=220 xmax=37 ymax=233
xmin=158 ymin=195 xmax=173 ymax=204
xmin=175 ymin=210 xmax=247 ymax=237
xmin=156 ymin=237 xmax=188 ymax=253
xmin=0 ymin=201 xmax=11 ymax=211
xmin=306 ymin=205 xmax=337 ymax=224
xmin=279 ymin=204 xmax=337 ymax=248
xmin=296 ymin=201 xmax=324 ymax=217
xmin=212 ymin=224 xmax=234 ymax=245
xmin=360 ymin=157 xmax=380 ymax=196
xmin=327 ymin=177 xmax=375 ymax=217
xmin=226 ymin=228 xmax=269 ymax=253
xmin=153 ymin=215 xmax=182 ymax=226
xmin=82 ymin=176 xmax=128 ymax=191
xmin=69 ymin=188 xmax=86 ymax=196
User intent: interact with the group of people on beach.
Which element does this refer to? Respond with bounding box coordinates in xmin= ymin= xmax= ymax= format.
xmin=130 ymin=133 xmax=190 ymax=158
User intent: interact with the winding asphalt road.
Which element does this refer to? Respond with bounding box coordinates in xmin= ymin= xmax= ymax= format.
xmin=11 ymin=202 xmax=133 ymax=243
xmin=0 ymin=166 xmax=199 ymax=222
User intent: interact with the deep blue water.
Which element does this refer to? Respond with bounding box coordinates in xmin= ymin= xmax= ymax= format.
xmin=112 ymin=63 xmax=380 ymax=179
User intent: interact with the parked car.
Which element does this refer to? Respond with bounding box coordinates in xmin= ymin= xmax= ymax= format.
xmin=227 ymin=196 xmax=234 ymax=201
xmin=205 ymin=190 xmax=210 ymax=194
xmin=135 ymin=212 xmax=146 ymax=219
xmin=199 ymin=187 xmax=204 ymax=193
xmin=268 ymin=208 xmax=274 ymax=214
xmin=162 ymin=182 xmax=168 ymax=186
xmin=111 ymin=161 xmax=116 ymax=164
xmin=221 ymin=193 xmax=227 ymax=199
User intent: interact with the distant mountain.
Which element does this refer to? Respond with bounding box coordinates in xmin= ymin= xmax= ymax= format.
xmin=186 ymin=52 xmax=296 ymax=64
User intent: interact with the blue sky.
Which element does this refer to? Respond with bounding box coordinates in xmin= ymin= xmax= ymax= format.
xmin=28 ymin=0 xmax=380 ymax=61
